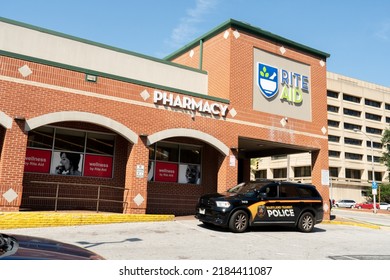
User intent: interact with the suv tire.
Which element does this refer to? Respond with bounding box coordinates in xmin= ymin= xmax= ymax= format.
xmin=297 ymin=212 xmax=314 ymax=233
xmin=229 ymin=210 xmax=248 ymax=233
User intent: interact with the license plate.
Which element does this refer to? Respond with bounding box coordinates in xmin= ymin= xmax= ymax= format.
xmin=199 ymin=208 xmax=205 ymax=214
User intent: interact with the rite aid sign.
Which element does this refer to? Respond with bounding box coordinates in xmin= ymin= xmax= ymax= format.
xmin=253 ymin=48 xmax=312 ymax=121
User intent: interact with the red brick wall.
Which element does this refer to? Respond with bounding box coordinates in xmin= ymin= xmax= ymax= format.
xmin=171 ymin=27 xmax=330 ymax=218
xmin=0 ymin=55 xmax=230 ymax=215
xmin=0 ymin=24 xmax=329 ymax=217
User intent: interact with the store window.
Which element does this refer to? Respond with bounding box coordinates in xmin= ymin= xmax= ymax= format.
xmin=24 ymin=126 xmax=115 ymax=178
xmin=148 ymin=142 xmax=202 ymax=184
xmin=27 ymin=126 xmax=54 ymax=149
xmin=54 ymin=128 xmax=85 ymax=152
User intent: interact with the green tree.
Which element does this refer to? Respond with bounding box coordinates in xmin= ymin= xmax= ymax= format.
xmin=381 ymin=128 xmax=390 ymax=182
xmin=380 ymin=184 xmax=390 ymax=203
xmin=365 ymin=184 xmax=390 ymax=203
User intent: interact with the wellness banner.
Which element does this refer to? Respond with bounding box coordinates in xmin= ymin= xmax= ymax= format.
xmin=83 ymin=154 xmax=113 ymax=178
xmin=24 ymin=148 xmax=51 ymax=173
xmin=155 ymin=162 xmax=178 ymax=182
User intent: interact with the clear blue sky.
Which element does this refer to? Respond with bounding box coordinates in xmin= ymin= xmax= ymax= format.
xmin=1 ymin=0 xmax=389 ymax=87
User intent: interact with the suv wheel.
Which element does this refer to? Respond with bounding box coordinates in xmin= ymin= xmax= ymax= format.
xmin=297 ymin=212 xmax=314 ymax=233
xmin=229 ymin=210 xmax=248 ymax=233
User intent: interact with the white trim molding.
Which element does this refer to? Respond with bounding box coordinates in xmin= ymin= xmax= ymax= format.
xmin=0 ymin=111 xmax=13 ymax=129
xmin=25 ymin=111 xmax=138 ymax=144
xmin=147 ymin=128 xmax=229 ymax=156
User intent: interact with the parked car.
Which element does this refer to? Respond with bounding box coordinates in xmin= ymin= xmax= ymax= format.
xmin=0 ymin=233 xmax=104 ymax=260
xmin=379 ymin=202 xmax=390 ymax=211
xmin=195 ymin=180 xmax=324 ymax=233
xmin=334 ymin=199 xmax=356 ymax=208
xmin=354 ymin=202 xmax=380 ymax=210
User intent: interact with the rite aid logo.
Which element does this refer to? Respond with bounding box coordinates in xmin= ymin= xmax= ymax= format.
xmin=257 ymin=63 xmax=278 ymax=98
xmin=256 ymin=62 xmax=309 ymax=104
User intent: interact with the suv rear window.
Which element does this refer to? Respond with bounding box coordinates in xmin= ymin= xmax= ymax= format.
xmin=279 ymin=184 xmax=299 ymax=198
xmin=279 ymin=184 xmax=320 ymax=198
xmin=297 ymin=186 xmax=321 ymax=198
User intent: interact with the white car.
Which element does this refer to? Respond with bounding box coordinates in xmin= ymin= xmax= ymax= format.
xmin=335 ymin=199 xmax=356 ymax=208
xmin=379 ymin=202 xmax=390 ymax=211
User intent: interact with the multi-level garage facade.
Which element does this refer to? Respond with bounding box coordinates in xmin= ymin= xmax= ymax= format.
xmin=0 ymin=18 xmax=330 ymax=218
xmin=252 ymin=73 xmax=390 ymax=203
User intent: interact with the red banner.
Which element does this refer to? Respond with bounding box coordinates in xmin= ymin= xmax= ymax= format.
xmin=155 ymin=162 xmax=178 ymax=182
xmin=24 ymin=149 xmax=51 ymax=173
xmin=83 ymin=154 xmax=113 ymax=178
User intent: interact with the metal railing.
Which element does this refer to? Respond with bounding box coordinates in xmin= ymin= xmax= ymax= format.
xmin=28 ymin=181 xmax=129 ymax=212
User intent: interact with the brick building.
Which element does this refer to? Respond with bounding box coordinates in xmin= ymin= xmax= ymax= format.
xmin=0 ymin=18 xmax=330 ymax=218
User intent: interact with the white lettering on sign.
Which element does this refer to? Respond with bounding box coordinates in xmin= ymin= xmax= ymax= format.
xmin=153 ymin=90 xmax=229 ymax=117
xmin=25 ymin=156 xmax=47 ymax=167
xmin=267 ymin=209 xmax=295 ymax=217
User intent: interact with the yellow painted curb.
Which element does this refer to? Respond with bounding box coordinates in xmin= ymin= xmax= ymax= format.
xmin=0 ymin=212 xmax=175 ymax=229
xmin=323 ymin=220 xmax=381 ymax=230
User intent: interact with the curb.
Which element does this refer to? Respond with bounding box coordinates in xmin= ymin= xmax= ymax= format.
xmin=323 ymin=220 xmax=381 ymax=230
xmin=0 ymin=212 xmax=384 ymax=230
xmin=0 ymin=212 xmax=175 ymax=229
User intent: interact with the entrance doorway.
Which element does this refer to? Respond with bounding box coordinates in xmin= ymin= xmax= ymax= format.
xmin=236 ymin=137 xmax=316 ymax=183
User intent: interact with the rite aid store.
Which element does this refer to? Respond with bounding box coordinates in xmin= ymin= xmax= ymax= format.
xmin=0 ymin=18 xmax=330 ymax=218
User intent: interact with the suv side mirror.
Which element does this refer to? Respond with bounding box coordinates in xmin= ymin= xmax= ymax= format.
xmin=258 ymin=192 xmax=267 ymax=200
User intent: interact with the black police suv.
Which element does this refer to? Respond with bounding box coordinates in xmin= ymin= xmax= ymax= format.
xmin=195 ymin=180 xmax=324 ymax=233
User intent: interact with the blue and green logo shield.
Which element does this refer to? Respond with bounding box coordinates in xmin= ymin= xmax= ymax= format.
xmin=257 ymin=63 xmax=278 ymax=98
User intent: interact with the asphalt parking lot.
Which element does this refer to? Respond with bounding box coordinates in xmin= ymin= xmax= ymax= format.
xmin=2 ymin=215 xmax=390 ymax=260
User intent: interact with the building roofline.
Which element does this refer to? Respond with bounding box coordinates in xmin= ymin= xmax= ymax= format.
xmin=0 ymin=16 xmax=225 ymax=100
xmin=0 ymin=16 xmax=206 ymax=75
xmin=164 ymin=18 xmax=331 ymax=61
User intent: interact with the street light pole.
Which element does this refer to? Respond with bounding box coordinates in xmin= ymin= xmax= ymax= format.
xmin=353 ymin=128 xmax=377 ymax=213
